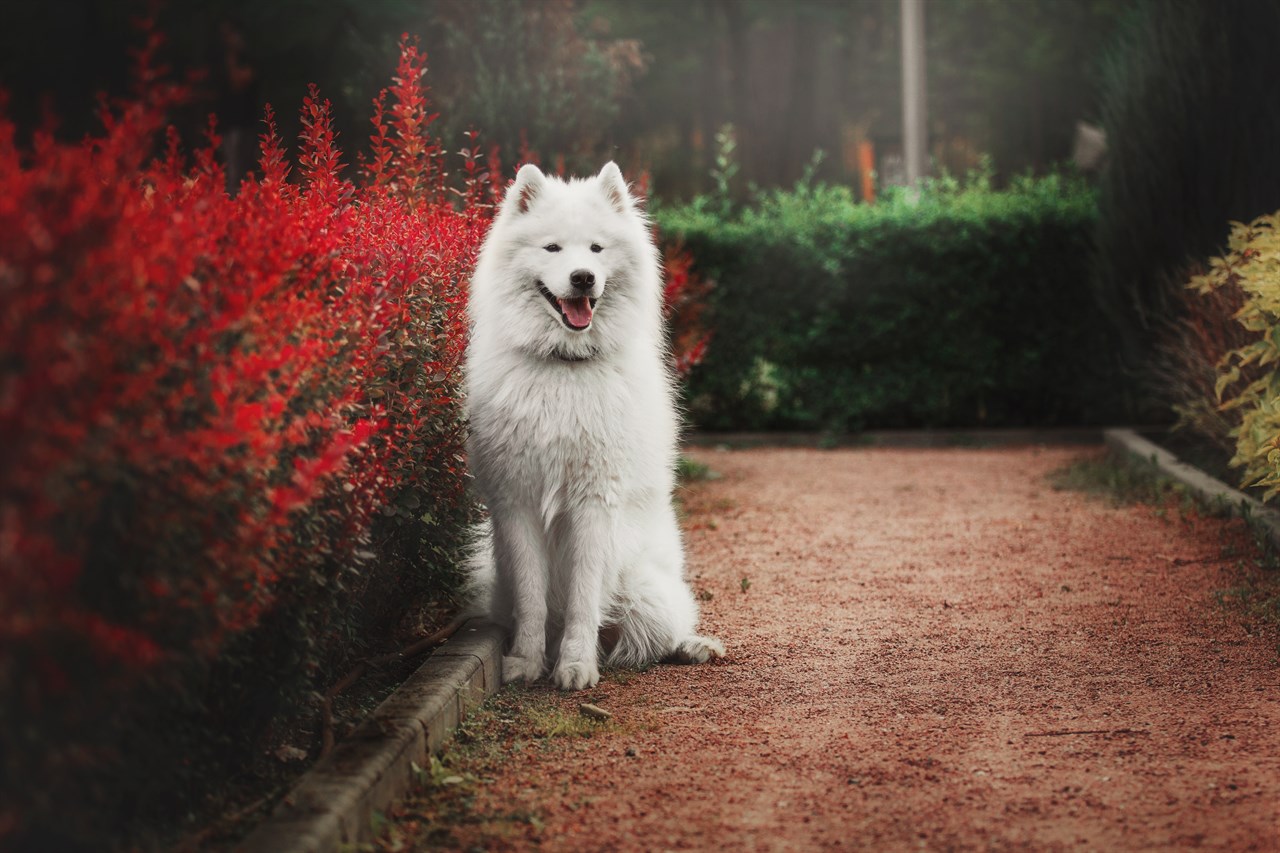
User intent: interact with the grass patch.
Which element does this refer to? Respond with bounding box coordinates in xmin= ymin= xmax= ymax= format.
xmin=1048 ymin=451 xmax=1187 ymax=508
xmin=1215 ymin=578 xmax=1280 ymax=638
xmin=675 ymin=454 xmax=721 ymax=524
xmin=1217 ymin=515 xmax=1280 ymax=640
xmin=677 ymin=454 xmax=716 ymax=483
xmin=449 ymin=683 xmax=621 ymax=760
xmin=372 ymin=683 xmax=624 ymax=850
xmin=1051 ymin=449 xmax=1280 ymax=640
xmin=526 ymin=702 xmax=618 ymax=739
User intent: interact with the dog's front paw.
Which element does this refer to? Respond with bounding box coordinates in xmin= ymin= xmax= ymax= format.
xmin=551 ymin=658 xmax=600 ymax=691
xmin=502 ymin=654 xmax=545 ymax=684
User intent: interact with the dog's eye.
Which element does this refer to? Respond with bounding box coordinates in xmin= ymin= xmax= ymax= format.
xmin=544 ymin=243 xmax=561 ymax=253
xmin=590 ymin=243 xmax=604 ymax=253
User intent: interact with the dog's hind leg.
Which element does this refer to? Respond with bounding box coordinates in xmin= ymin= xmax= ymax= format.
xmin=492 ymin=508 xmax=550 ymax=683
xmin=666 ymin=632 xmax=727 ymax=664
xmin=606 ymin=566 xmax=724 ymax=669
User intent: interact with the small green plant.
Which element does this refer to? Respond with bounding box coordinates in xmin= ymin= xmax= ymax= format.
xmin=710 ymin=123 xmax=740 ymax=213
xmin=676 ymin=455 xmax=713 ymax=483
xmin=795 ymin=148 xmax=827 ymax=194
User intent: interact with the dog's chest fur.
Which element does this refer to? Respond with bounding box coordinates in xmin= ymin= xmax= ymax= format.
xmin=468 ymin=356 xmax=672 ymax=516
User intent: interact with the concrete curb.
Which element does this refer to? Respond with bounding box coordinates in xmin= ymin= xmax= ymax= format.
xmin=237 ymin=618 xmax=504 ymax=853
xmin=687 ymin=427 xmax=1108 ymax=450
xmin=1104 ymin=427 xmax=1280 ymax=551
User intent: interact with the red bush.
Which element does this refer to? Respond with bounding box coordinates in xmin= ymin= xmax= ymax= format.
xmin=0 ymin=26 xmax=709 ymax=843
xmin=662 ymin=242 xmax=714 ymax=378
xmin=1 ymin=32 xmax=482 ymax=674
xmin=0 ymin=30 xmax=488 ymax=841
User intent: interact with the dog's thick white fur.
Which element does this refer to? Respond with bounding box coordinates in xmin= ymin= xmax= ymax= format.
xmin=465 ymin=161 xmax=724 ymax=691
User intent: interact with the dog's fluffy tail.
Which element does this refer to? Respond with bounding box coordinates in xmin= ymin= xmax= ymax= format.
xmin=460 ymin=519 xmax=496 ymax=620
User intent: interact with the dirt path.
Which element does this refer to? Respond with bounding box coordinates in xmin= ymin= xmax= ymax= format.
xmin=384 ymin=446 xmax=1280 ymax=851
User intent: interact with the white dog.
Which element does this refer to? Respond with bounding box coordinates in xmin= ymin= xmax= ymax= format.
xmin=465 ymin=162 xmax=724 ymax=691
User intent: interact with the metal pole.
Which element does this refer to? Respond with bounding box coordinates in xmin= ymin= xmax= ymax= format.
xmin=901 ymin=0 xmax=927 ymax=186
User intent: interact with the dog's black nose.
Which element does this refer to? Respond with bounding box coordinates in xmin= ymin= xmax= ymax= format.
xmin=570 ymin=269 xmax=595 ymax=291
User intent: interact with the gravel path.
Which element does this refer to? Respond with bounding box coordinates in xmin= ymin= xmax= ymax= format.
xmin=385 ymin=446 xmax=1280 ymax=851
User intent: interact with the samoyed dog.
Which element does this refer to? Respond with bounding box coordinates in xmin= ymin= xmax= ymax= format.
xmin=466 ymin=162 xmax=724 ymax=691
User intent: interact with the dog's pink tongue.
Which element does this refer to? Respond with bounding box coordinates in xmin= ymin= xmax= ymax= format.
xmin=558 ymin=296 xmax=594 ymax=329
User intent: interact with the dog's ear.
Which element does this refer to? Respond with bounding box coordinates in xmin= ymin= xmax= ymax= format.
xmin=597 ymin=161 xmax=632 ymax=214
xmin=506 ymin=163 xmax=546 ymax=215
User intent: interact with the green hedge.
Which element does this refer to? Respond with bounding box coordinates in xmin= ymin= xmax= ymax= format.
xmin=656 ymin=174 xmax=1127 ymax=431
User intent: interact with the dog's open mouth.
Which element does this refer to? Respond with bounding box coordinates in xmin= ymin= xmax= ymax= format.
xmin=538 ymin=281 xmax=596 ymax=331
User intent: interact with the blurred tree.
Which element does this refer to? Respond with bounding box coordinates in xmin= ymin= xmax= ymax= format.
xmin=423 ymin=0 xmax=646 ymax=175
xmin=0 ymin=0 xmax=430 ymax=155
xmin=1 ymin=1 xmax=138 ymax=140
xmin=926 ymin=0 xmax=1124 ymax=176
xmin=1093 ymin=0 xmax=1280 ymax=383
xmin=588 ymin=0 xmax=1123 ymax=197
xmin=0 ymin=0 xmax=1125 ymax=197
xmin=582 ymin=0 xmax=869 ymax=194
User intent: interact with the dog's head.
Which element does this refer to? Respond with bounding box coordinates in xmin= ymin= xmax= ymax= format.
xmin=470 ymin=162 xmax=660 ymax=362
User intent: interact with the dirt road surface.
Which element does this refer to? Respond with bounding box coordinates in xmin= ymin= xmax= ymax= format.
xmin=384 ymin=446 xmax=1280 ymax=851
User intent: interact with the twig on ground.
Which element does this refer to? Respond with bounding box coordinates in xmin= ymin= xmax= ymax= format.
xmin=173 ymin=791 xmax=274 ymax=851
xmin=1023 ymin=728 xmax=1150 ymax=738
xmin=320 ymin=615 xmax=469 ymax=757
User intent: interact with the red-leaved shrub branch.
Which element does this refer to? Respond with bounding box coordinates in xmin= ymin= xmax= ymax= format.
xmin=1 ymin=32 xmax=490 ymax=833
xmin=1 ymin=31 xmax=485 ymax=674
xmin=662 ymin=243 xmax=713 ymax=378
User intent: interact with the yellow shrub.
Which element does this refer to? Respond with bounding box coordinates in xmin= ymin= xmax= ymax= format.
xmin=1194 ymin=213 xmax=1280 ymax=498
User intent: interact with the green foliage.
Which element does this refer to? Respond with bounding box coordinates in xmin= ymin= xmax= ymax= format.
xmin=1093 ymin=0 xmax=1280 ymax=374
xmin=656 ymin=170 xmax=1123 ymax=431
xmin=1193 ymin=214 xmax=1280 ymax=500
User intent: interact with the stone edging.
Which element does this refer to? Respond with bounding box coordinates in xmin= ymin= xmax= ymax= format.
xmin=237 ymin=619 xmax=504 ymax=853
xmin=1104 ymin=427 xmax=1280 ymax=551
